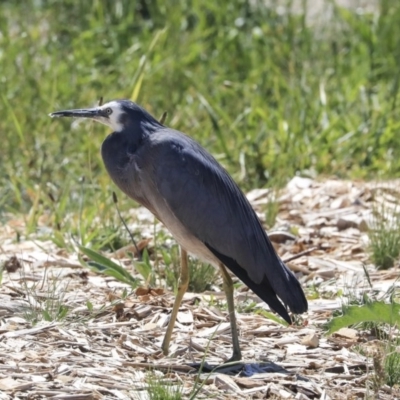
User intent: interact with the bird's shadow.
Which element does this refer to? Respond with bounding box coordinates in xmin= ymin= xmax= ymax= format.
xmin=188 ymin=360 xmax=309 ymax=380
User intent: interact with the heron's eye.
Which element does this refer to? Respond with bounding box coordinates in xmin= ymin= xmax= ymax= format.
xmin=105 ymin=107 xmax=113 ymax=115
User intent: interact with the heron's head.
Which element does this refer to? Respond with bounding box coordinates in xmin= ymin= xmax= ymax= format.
xmin=50 ymin=100 xmax=160 ymax=132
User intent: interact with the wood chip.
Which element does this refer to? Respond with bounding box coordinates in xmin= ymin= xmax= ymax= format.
xmin=301 ymin=333 xmax=319 ymax=348
xmin=1 ymin=177 xmax=399 ymax=399
xmin=335 ymin=328 xmax=359 ymax=340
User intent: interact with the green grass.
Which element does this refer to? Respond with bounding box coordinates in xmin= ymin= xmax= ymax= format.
xmin=368 ymin=201 xmax=400 ymax=269
xmin=384 ymin=340 xmax=400 ymax=387
xmin=327 ymin=273 xmax=400 ymax=391
xmin=138 ymin=372 xmax=184 ymax=400
xmin=2 ymin=1 xmax=400 ymax=344
xmin=264 ymin=189 xmax=280 ymax=229
xmin=161 ymin=244 xmax=217 ymax=293
xmin=1 ymin=1 xmax=400 ymax=241
xmin=20 ymin=271 xmax=70 ymax=324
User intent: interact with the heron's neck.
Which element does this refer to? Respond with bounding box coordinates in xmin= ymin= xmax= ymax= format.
xmin=140 ymin=118 xmax=162 ymax=134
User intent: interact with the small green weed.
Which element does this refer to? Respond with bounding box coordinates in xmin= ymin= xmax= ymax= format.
xmin=264 ymin=190 xmax=281 ymax=229
xmin=384 ymin=339 xmax=400 ymax=387
xmin=21 ymin=272 xmax=70 ymax=324
xmin=364 ymin=333 xmax=400 ymax=392
xmin=236 ymin=299 xmax=258 ymax=314
xmin=79 ymin=245 xmax=140 ymax=288
xmin=368 ymin=202 xmax=400 ymax=270
xmin=327 ymin=301 xmax=400 ymax=335
xmin=141 ymin=372 xmax=183 ymax=400
xmin=162 ymin=245 xmax=217 ymax=293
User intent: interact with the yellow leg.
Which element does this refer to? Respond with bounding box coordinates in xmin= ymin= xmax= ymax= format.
xmin=219 ymin=263 xmax=242 ymax=362
xmin=162 ymin=247 xmax=189 ymax=355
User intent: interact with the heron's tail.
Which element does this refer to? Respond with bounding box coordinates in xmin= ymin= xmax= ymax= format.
xmin=206 ymin=244 xmax=307 ymax=324
xmin=275 ymin=259 xmax=308 ymax=315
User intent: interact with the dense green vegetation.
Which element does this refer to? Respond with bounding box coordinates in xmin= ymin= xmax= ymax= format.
xmin=1 ymin=0 xmax=399 ymax=242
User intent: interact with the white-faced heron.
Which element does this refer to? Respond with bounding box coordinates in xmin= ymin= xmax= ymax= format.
xmin=50 ymin=99 xmax=308 ymax=361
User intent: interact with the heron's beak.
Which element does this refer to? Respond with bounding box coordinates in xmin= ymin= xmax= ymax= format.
xmin=49 ymin=108 xmax=106 ymax=119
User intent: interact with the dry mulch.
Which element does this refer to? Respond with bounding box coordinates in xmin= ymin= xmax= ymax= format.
xmin=0 ymin=177 xmax=399 ymax=399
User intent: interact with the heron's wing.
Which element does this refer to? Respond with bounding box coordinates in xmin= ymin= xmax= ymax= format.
xmin=148 ymin=131 xmax=307 ymax=319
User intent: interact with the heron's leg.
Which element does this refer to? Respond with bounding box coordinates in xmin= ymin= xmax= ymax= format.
xmin=162 ymin=247 xmax=189 ymax=355
xmin=219 ymin=263 xmax=242 ymax=362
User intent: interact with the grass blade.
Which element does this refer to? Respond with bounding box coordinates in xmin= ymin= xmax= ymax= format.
xmin=327 ymin=302 xmax=400 ymax=335
xmin=79 ymin=245 xmax=139 ymax=288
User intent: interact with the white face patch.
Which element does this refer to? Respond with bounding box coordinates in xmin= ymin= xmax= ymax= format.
xmin=96 ymin=101 xmax=125 ymax=132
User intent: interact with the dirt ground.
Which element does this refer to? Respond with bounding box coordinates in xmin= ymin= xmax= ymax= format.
xmin=1 ymin=178 xmax=399 ymax=399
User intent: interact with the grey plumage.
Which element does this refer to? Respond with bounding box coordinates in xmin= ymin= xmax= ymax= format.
xmin=50 ymin=99 xmax=308 ymax=360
